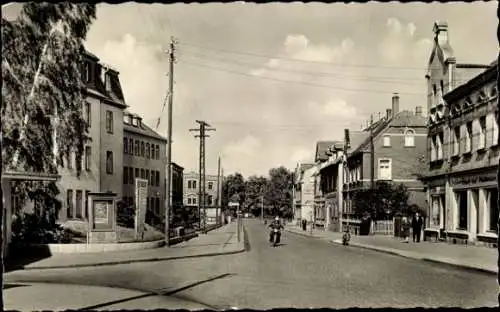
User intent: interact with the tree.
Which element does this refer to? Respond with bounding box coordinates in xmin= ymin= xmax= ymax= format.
xmin=265 ymin=166 xmax=294 ymax=219
xmin=352 ymin=182 xmax=411 ymax=220
xmin=1 ymin=3 xmax=96 ymax=309
xmin=222 ymin=172 xmax=246 ymax=215
xmin=244 ymin=175 xmax=268 ymax=216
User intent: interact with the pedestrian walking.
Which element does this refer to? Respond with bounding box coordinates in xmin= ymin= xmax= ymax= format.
xmin=302 ymin=219 xmax=307 ymax=231
xmin=412 ymin=212 xmax=423 ymax=243
xmin=401 ymin=216 xmax=410 ymax=243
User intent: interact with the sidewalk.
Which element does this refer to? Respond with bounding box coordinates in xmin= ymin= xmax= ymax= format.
xmin=3 ymin=282 xmax=211 ymax=311
xmin=286 ymin=225 xmax=498 ymax=275
xmin=9 ymin=222 xmax=245 ymax=271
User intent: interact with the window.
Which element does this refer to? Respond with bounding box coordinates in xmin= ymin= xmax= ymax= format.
xmin=155 ymin=145 xmax=160 ymax=160
xmin=128 ymin=138 xmax=133 ymax=154
xmin=84 ymin=146 xmax=91 ymax=171
xmin=105 ymin=110 xmax=113 ymax=134
xmin=76 ymin=190 xmax=83 ymax=219
xmin=84 ymin=62 xmax=91 ymax=82
xmin=208 ymin=182 xmax=213 ymax=190
xmin=192 ymin=180 xmax=197 ymax=189
xmin=129 ymin=167 xmax=134 ymax=184
xmin=146 ymin=170 xmax=150 ymax=185
xmin=123 ymin=138 xmax=128 ymax=154
xmin=66 ymin=152 xmax=73 ymax=169
xmin=155 ymin=170 xmax=160 ymax=187
xmin=465 ymin=122 xmax=472 ymax=153
xmin=106 ymin=151 xmax=113 ymax=174
xmin=437 ymin=133 xmax=443 ymax=159
xmin=188 ymin=198 xmax=192 ymax=205
xmin=85 ymin=102 xmax=91 ymax=127
xmin=382 ymin=135 xmax=391 ymax=147
xmin=135 ymin=140 xmax=140 ymax=156
xmin=85 ymin=190 xmax=91 ymax=219
xmin=155 ymin=198 xmax=160 ymax=215
xmin=433 ymin=84 xmax=437 ymax=97
xmin=458 ymin=190 xmax=468 ymax=230
xmin=135 ymin=168 xmax=139 ymax=180
xmin=208 ymin=195 xmax=213 ymax=206
xmin=431 ymin=196 xmax=440 ymax=227
xmin=404 ymin=129 xmax=415 ymax=147
xmin=67 ymin=190 xmax=73 ymax=219
xmin=124 ymin=166 xmax=128 ymax=184
xmin=493 ymin=111 xmax=499 ymax=146
xmin=452 ymin=127 xmax=460 ymax=156
xmin=141 ymin=169 xmax=145 ymax=179
xmin=188 ymin=180 xmax=192 ymax=189
xmin=146 ymin=143 xmax=150 ymax=158
xmin=479 ymin=116 xmax=487 ymax=150
xmin=141 ymin=141 xmax=145 ymax=157
xmin=378 ymin=158 xmax=392 ymax=180
xmin=192 ymin=198 xmax=197 ymax=205
xmin=489 ymin=189 xmax=499 ymax=233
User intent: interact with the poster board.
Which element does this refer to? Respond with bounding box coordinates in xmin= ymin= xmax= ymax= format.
xmin=135 ymin=178 xmax=149 ymax=240
xmin=87 ymin=192 xmax=117 ymax=243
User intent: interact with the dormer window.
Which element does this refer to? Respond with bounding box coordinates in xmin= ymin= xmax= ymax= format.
xmin=105 ymin=72 xmax=112 ymax=91
xmin=123 ymin=114 xmax=129 ymax=124
xmin=464 ymin=96 xmax=473 ymax=108
xmin=491 ymin=85 xmax=498 ymax=98
xmin=82 ymin=61 xmax=91 ymax=82
xmin=137 ymin=118 xmax=142 ymax=127
xmin=132 ymin=117 xmax=139 ymax=127
xmin=478 ymin=90 xmax=487 ymax=103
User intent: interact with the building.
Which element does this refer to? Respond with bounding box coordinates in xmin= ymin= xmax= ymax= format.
xmin=422 ymin=21 xmax=498 ymax=245
xmin=312 ymin=141 xmax=338 ymax=228
xmin=171 ymin=162 xmax=184 ymax=226
xmin=183 ymin=171 xmax=221 ymax=224
xmin=122 ymin=111 xmax=167 ymax=220
xmin=340 ymin=94 xmax=428 ymax=223
xmin=292 ymin=163 xmax=315 ymax=224
xmin=57 ymin=50 xmax=127 ymax=221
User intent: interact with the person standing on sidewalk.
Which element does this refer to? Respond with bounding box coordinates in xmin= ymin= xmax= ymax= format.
xmin=411 ymin=212 xmax=423 ymax=243
xmin=401 ymin=216 xmax=410 ymax=243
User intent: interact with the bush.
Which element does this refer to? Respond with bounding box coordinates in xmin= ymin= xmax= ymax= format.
xmin=11 ymin=212 xmax=73 ymax=244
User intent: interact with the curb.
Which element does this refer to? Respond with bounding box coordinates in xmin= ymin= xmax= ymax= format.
xmin=329 ymin=239 xmax=497 ymax=276
xmin=10 ymin=226 xmax=247 ymax=271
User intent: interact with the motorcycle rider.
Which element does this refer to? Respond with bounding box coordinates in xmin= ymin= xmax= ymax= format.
xmin=268 ymin=216 xmax=284 ymax=244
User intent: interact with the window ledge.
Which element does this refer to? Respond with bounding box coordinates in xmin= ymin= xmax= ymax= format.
xmin=463 ymin=150 xmax=472 ymax=156
xmin=477 ymin=146 xmax=487 ymax=153
xmin=404 ymin=145 xmax=415 ymax=148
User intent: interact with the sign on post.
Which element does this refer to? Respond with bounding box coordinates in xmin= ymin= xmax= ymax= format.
xmin=135 ymin=178 xmax=149 ymax=240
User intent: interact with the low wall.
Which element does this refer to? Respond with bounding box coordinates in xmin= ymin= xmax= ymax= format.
xmin=24 ymin=239 xmax=166 ymax=254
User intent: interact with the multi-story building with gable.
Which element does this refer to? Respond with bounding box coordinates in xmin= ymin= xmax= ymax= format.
xmin=292 ymin=163 xmax=315 ymax=224
xmin=183 ymin=171 xmax=220 ymax=224
xmin=422 ymin=21 xmax=498 ymax=246
xmin=57 ymin=50 xmax=127 ymax=221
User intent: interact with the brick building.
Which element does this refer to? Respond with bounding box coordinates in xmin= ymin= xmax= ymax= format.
xmin=122 ymin=111 xmax=167 ymax=220
xmin=317 ymin=94 xmax=427 ymax=229
xmin=57 ymin=50 xmax=127 ymax=221
xmin=422 ymin=21 xmax=498 ymax=245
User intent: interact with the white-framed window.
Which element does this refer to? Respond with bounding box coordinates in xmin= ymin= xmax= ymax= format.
xmin=378 ymin=158 xmax=392 ymax=181
xmin=404 ymin=129 xmax=415 ymax=147
xmin=188 ymin=198 xmax=192 ymax=205
xmin=382 ymin=135 xmax=391 ymax=147
xmin=431 ymin=196 xmax=440 ymax=227
xmin=478 ymin=116 xmax=487 ymax=150
xmin=430 ymin=136 xmax=436 ymax=162
xmin=493 ymin=111 xmax=499 ymax=146
xmin=464 ymin=122 xmax=472 ymax=153
xmin=208 ymin=182 xmax=213 ymax=190
xmin=452 ymin=127 xmax=460 ymax=156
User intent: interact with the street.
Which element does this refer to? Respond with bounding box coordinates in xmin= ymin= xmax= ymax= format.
xmin=4 ymin=219 xmax=498 ymax=309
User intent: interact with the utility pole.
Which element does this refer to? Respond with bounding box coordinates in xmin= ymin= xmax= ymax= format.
xmin=343 ymin=129 xmax=351 ymax=234
xmin=190 ymin=120 xmax=215 ymax=234
xmin=216 ymin=155 xmax=221 ymax=225
xmin=370 ymin=114 xmax=375 ymax=190
xmin=165 ymin=37 xmax=176 ymax=247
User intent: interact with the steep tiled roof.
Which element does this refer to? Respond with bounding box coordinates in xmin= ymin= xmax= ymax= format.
xmin=299 ymin=163 xmax=315 ymax=172
xmin=390 ymin=110 xmax=427 ymax=128
xmin=315 ymin=141 xmax=336 ymax=162
xmin=123 ymin=115 xmax=167 ymax=142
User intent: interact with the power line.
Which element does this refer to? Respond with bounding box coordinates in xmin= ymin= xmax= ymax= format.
xmin=178 ymin=41 xmax=429 ymax=71
xmin=177 ymin=58 xmax=426 ymax=96
xmin=178 ymin=50 xmax=426 ymax=84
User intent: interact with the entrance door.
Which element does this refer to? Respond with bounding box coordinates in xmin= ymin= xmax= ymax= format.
xmin=458 ymin=190 xmax=468 ymax=230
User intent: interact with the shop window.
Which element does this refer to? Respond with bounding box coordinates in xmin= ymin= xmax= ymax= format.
xmin=458 ymin=191 xmax=468 ymax=230
xmin=489 ymin=189 xmax=499 ymax=233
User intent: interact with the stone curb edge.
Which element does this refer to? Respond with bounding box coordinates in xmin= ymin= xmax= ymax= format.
xmin=329 ymin=239 xmax=497 ymax=276
xmin=18 ymin=226 xmax=247 ymax=271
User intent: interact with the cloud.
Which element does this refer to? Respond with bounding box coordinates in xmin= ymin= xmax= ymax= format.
xmin=387 ymin=18 xmax=403 ymax=35
xmin=223 ymin=135 xmax=263 ymax=158
xmin=407 ymin=22 xmax=417 ymax=37
xmin=307 ymin=98 xmax=359 ymax=120
xmin=290 ymin=148 xmax=314 ymax=164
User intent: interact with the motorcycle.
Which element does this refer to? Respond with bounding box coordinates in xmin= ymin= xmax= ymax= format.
xmin=270 ymin=228 xmax=281 ymax=247
xmin=342 ymin=229 xmax=351 ymax=246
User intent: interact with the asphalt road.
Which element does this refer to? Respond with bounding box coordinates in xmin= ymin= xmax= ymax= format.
xmin=5 ymin=219 xmax=498 ymax=309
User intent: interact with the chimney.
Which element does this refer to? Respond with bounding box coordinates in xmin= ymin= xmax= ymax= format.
xmin=415 ymin=106 xmax=423 ymax=117
xmin=386 ymin=108 xmax=392 ymax=120
xmin=433 ymin=21 xmax=449 ymax=45
xmin=392 ymin=93 xmax=400 ymax=117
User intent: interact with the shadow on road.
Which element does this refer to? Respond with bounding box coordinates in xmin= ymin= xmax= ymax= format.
xmin=3 ymin=283 xmax=32 ymax=290
xmin=5 ymin=245 xmax=53 ymax=272
xmin=78 ymin=273 xmax=235 ymax=311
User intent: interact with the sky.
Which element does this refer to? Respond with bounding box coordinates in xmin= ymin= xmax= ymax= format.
xmin=2 ymin=2 xmax=498 ymax=178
